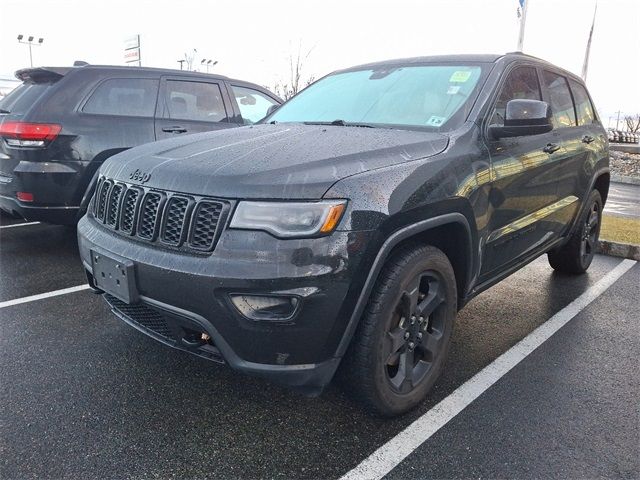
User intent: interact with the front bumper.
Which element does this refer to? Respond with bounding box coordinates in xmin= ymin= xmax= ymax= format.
xmin=77 ymin=215 xmax=373 ymax=393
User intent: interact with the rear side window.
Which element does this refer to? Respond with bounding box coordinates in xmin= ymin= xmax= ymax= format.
xmin=162 ymin=80 xmax=227 ymax=122
xmin=0 ymin=83 xmax=51 ymax=114
xmin=568 ymin=79 xmax=596 ymax=125
xmin=83 ymin=78 xmax=158 ymax=117
xmin=491 ymin=66 xmax=541 ymax=125
xmin=542 ymin=71 xmax=576 ymax=128
xmin=231 ymin=85 xmax=279 ymax=124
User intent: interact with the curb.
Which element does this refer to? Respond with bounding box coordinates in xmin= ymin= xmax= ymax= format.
xmin=611 ymin=174 xmax=640 ymax=186
xmin=597 ymin=239 xmax=640 ymax=261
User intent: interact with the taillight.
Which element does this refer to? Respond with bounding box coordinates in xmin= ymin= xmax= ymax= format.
xmin=0 ymin=121 xmax=62 ymax=147
xmin=16 ymin=192 xmax=34 ymax=202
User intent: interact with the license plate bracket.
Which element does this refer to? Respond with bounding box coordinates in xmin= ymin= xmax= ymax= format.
xmin=90 ymin=249 xmax=138 ymax=304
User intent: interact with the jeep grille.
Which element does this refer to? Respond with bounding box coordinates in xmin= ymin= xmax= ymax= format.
xmin=91 ymin=176 xmax=229 ymax=253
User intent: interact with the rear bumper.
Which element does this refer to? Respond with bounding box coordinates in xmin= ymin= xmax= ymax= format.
xmin=0 ymin=159 xmax=90 ymax=224
xmin=77 ymin=215 xmax=374 ymax=393
xmin=0 ymin=194 xmax=79 ymax=224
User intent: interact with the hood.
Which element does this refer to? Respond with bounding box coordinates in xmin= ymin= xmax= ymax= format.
xmin=101 ymin=123 xmax=449 ymax=199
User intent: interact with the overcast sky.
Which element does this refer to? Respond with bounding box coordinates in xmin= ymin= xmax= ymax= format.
xmin=0 ymin=0 xmax=638 ymax=125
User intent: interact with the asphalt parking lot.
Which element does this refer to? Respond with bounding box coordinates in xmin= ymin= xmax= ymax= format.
xmin=1 ymin=214 xmax=638 ymax=479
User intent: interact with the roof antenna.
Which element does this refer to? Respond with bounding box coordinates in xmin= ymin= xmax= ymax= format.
xmin=73 ymin=60 xmax=89 ymax=67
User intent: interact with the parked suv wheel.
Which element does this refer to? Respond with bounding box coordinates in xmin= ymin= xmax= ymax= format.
xmin=548 ymin=190 xmax=602 ymax=274
xmin=342 ymin=244 xmax=457 ymax=416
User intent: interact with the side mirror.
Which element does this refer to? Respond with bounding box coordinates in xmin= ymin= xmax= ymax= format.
xmin=489 ymin=99 xmax=553 ymax=139
xmin=266 ymin=104 xmax=280 ymax=116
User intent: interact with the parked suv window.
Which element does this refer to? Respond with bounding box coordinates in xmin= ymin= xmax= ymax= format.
xmin=542 ymin=71 xmax=576 ymax=128
xmin=568 ymin=79 xmax=596 ymax=125
xmin=490 ymin=66 xmax=541 ymax=125
xmin=231 ymin=85 xmax=279 ymax=124
xmin=163 ymin=80 xmax=227 ymax=122
xmin=83 ymin=78 xmax=158 ymax=117
xmin=0 ymin=83 xmax=52 ymax=114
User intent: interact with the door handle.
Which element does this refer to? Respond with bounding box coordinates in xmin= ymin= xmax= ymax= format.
xmin=162 ymin=126 xmax=187 ymax=133
xmin=582 ymin=135 xmax=595 ymax=144
xmin=543 ymin=142 xmax=561 ymax=154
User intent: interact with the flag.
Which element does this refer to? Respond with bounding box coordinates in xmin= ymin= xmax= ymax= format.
xmin=582 ymin=2 xmax=598 ymax=81
xmin=516 ymin=0 xmax=528 ymax=51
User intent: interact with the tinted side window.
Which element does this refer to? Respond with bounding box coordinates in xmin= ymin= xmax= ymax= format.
xmin=0 ymin=83 xmax=52 ymax=114
xmin=231 ymin=85 xmax=279 ymax=124
xmin=568 ymin=79 xmax=596 ymax=126
xmin=491 ymin=66 xmax=541 ymax=125
xmin=542 ymin=71 xmax=576 ymax=128
xmin=163 ymin=80 xmax=227 ymax=122
xmin=83 ymin=78 xmax=158 ymax=117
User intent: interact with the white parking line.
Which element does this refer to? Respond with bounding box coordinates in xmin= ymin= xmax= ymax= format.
xmin=340 ymin=258 xmax=637 ymax=480
xmin=0 ymin=221 xmax=40 ymax=229
xmin=0 ymin=285 xmax=90 ymax=309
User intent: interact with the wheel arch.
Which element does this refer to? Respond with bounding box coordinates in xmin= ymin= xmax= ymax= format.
xmin=334 ymin=213 xmax=474 ymax=359
xmin=593 ymin=171 xmax=610 ymax=204
xmin=562 ymin=167 xmax=610 ymax=242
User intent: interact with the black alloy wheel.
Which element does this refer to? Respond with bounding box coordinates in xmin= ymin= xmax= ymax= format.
xmin=385 ymin=270 xmax=446 ymax=393
xmin=342 ymin=244 xmax=457 ymax=416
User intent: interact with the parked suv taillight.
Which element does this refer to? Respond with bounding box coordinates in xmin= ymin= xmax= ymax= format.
xmin=0 ymin=121 xmax=62 ymax=147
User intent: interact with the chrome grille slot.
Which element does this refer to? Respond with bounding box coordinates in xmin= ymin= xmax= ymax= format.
xmin=119 ymin=187 xmax=141 ymax=234
xmin=106 ymin=184 xmax=124 ymax=227
xmin=137 ymin=192 xmax=164 ymax=240
xmin=96 ymin=180 xmax=112 ymax=221
xmin=93 ymin=177 xmax=104 ymax=216
xmin=189 ymin=200 xmax=224 ymax=251
xmin=160 ymin=196 xmax=191 ymax=246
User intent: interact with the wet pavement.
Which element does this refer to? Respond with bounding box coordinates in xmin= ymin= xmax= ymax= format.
xmin=605 ymin=181 xmax=640 ymax=219
xmin=1 ymin=218 xmax=638 ymax=479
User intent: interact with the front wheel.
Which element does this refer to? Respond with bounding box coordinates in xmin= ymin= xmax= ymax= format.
xmin=342 ymin=245 xmax=457 ymax=416
xmin=548 ymin=189 xmax=602 ymax=274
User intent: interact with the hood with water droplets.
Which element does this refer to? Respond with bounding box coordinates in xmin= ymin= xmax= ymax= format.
xmin=101 ymin=123 xmax=448 ymax=199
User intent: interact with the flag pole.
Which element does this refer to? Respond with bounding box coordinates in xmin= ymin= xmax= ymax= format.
xmin=517 ymin=0 xmax=529 ymax=51
xmin=582 ymin=1 xmax=598 ymax=81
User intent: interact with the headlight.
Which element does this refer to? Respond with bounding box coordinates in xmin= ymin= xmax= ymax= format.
xmin=229 ymin=200 xmax=346 ymax=238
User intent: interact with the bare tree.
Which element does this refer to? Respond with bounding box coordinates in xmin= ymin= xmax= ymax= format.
xmin=272 ymin=44 xmax=316 ymax=100
xmin=184 ymin=49 xmax=198 ymax=71
xmin=624 ymin=114 xmax=640 ymax=133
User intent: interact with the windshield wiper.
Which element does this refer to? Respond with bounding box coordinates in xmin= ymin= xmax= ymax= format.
xmin=303 ymin=120 xmax=376 ymax=128
xmin=0 ymin=109 xmax=10 ymax=114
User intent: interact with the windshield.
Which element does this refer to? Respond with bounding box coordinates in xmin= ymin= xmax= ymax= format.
xmin=267 ymin=64 xmax=488 ymax=131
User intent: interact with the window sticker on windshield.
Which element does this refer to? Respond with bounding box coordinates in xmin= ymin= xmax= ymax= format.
xmin=426 ymin=116 xmax=445 ymax=127
xmin=449 ymin=71 xmax=472 ymax=83
xmin=447 ymin=85 xmax=461 ymax=95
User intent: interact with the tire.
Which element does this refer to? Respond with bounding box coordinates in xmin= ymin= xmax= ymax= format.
xmin=548 ymin=190 xmax=602 ymax=274
xmin=342 ymin=244 xmax=457 ymax=416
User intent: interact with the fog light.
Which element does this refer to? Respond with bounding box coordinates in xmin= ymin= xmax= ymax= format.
xmin=16 ymin=191 xmax=34 ymax=202
xmin=230 ymin=294 xmax=299 ymax=321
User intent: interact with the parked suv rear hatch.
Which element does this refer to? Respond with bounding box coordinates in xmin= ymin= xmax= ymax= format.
xmin=0 ymin=68 xmax=70 ymax=216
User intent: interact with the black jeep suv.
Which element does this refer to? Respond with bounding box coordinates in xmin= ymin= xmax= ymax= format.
xmin=77 ymin=53 xmax=609 ymax=415
xmin=0 ymin=65 xmax=281 ymax=224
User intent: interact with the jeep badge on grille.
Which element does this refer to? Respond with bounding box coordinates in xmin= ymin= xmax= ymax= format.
xmin=129 ymin=169 xmax=151 ymax=184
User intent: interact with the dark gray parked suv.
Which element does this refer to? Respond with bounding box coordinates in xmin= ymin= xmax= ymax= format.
xmin=0 ymin=65 xmax=281 ymax=224
xmin=78 ymin=53 xmax=609 ymax=415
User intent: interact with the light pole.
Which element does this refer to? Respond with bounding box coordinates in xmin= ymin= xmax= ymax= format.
xmin=201 ymin=59 xmax=218 ymax=73
xmin=177 ymin=59 xmax=185 ymax=70
xmin=17 ymin=35 xmax=44 ymax=67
